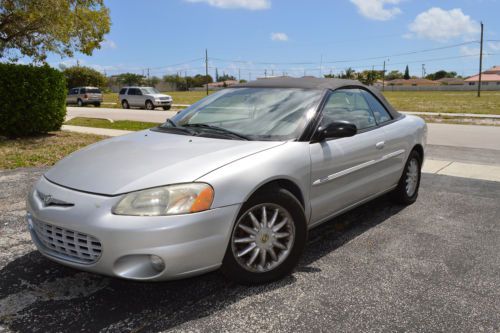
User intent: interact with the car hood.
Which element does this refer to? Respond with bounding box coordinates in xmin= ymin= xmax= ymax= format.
xmin=44 ymin=130 xmax=285 ymax=195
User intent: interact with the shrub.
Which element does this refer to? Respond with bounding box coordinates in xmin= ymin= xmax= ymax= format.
xmin=0 ymin=63 xmax=67 ymax=138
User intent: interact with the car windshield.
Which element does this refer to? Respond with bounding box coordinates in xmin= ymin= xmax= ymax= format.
xmin=141 ymin=87 xmax=160 ymax=94
xmin=159 ymin=88 xmax=323 ymax=141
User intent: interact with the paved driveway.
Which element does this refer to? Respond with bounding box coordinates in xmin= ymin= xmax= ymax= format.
xmin=0 ymin=168 xmax=499 ymax=332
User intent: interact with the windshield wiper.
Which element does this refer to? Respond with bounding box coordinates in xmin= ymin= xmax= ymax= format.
xmin=183 ymin=124 xmax=250 ymax=140
xmin=165 ymin=118 xmax=177 ymax=127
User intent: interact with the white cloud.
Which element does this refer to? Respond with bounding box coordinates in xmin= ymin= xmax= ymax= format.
xmin=460 ymin=45 xmax=479 ymax=56
xmin=101 ymin=39 xmax=117 ymax=49
xmin=408 ymin=7 xmax=480 ymax=42
xmin=488 ymin=42 xmax=500 ymax=51
xmin=350 ymin=0 xmax=401 ymax=21
xmin=185 ymin=0 xmax=270 ymax=10
xmin=270 ymin=32 xmax=289 ymax=42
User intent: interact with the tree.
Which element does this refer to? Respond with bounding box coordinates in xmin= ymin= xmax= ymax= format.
xmin=116 ymin=73 xmax=145 ymax=86
xmin=426 ymin=70 xmax=458 ymax=81
xmin=0 ymin=0 xmax=111 ymax=63
xmin=62 ymin=65 xmax=106 ymax=89
xmin=217 ymin=73 xmax=236 ymax=82
xmin=357 ymin=70 xmax=383 ymax=85
xmin=386 ymin=70 xmax=403 ymax=81
xmin=147 ymin=76 xmax=160 ymax=87
xmin=404 ymin=65 xmax=410 ymax=80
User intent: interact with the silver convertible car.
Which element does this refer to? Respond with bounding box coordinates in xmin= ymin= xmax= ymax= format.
xmin=27 ymin=78 xmax=426 ymax=284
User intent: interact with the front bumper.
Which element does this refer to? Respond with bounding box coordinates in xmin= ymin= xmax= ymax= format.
xmin=26 ymin=177 xmax=240 ymax=281
xmin=154 ymin=100 xmax=172 ymax=107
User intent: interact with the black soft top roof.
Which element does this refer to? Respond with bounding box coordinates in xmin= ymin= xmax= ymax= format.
xmin=235 ymin=77 xmax=401 ymax=119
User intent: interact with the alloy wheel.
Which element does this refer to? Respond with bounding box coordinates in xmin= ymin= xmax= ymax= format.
xmin=231 ymin=204 xmax=295 ymax=273
xmin=405 ymin=158 xmax=419 ymax=197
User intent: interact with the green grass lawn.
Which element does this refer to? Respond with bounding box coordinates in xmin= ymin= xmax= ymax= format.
xmin=383 ymin=91 xmax=500 ymax=115
xmin=65 ymin=117 xmax=160 ymax=131
xmin=0 ymin=131 xmax=106 ymax=169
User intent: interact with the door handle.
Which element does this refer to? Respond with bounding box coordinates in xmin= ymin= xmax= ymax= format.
xmin=375 ymin=141 xmax=385 ymax=150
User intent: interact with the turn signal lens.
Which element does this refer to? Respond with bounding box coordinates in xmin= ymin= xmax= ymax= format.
xmin=190 ymin=187 xmax=214 ymax=213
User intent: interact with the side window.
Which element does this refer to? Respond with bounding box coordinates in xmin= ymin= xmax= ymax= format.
xmin=127 ymin=88 xmax=136 ymax=95
xmin=80 ymin=88 xmax=86 ymax=94
xmin=119 ymin=88 xmax=127 ymax=95
xmin=361 ymin=90 xmax=392 ymax=124
xmin=321 ymin=89 xmax=376 ymax=131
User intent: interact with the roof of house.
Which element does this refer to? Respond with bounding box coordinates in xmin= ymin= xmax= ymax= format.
xmin=465 ymin=66 xmax=500 ymax=82
xmin=386 ymin=78 xmax=440 ymax=85
xmin=235 ymin=77 xmax=401 ymax=119
xmin=465 ymin=74 xmax=500 ymax=82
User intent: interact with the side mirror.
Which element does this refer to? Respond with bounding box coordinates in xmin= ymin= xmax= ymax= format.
xmin=314 ymin=121 xmax=357 ymax=142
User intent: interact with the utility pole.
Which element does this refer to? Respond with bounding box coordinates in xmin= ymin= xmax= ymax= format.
xmin=205 ymin=49 xmax=209 ymax=96
xmin=382 ymin=60 xmax=386 ymax=92
xmin=147 ymin=68 xmax=150 ymax=83
xmin=478 ymin=22 xmax=484 ymax=97
xmin=249 ymin=72 xmax=251 ymax=81
xmin=264 ymin=69 xmax=267 ymax=78
xmin=238 ymin=68 xmax=241 ymax=82
xmin=319 ymin=55 xmax=323 ymax=77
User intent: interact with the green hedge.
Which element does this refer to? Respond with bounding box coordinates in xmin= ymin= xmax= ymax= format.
xmin=0 ymin=63 xmax=67 ymax=138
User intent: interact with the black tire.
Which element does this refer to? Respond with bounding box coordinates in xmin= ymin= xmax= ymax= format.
xmin=145 ymin=100 xmax=155 ymax=110
xmin=162 ymin=105 xmax=171 ymax=110
xmin=77 ymin=99 xmax=83 ymax=107
xmin=221 ymin=187 xmax=307 ymax=285
xmin=121 ymin=100 xmax=130 ymax=109
xmin=392 ymin=150 xmax=422 ymax=205
xmin=94 ymin=102 xmax=101 ymax=107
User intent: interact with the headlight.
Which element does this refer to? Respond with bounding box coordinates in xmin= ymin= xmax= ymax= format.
xmin=112 ymin=183 xmax=214 ymax=216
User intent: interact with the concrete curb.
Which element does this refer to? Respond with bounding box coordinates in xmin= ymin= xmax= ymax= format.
xmin=401 ymin=111 xmax=500 ymax=119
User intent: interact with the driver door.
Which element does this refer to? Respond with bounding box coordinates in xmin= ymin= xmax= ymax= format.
xmin=309 ymin=89 xmax=387 ymax=224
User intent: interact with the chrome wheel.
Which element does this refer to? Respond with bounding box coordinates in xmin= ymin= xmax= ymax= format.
xmin=231 ymin=204 xmax=295 ymax=273
xmin=405 ymin=158 xmax=419 ymax=197
xmin=146 ymin=101 xmax=154 ymax=110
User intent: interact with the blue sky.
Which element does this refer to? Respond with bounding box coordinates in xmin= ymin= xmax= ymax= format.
xmin=47 ymin=0 xmax=500 ymax=78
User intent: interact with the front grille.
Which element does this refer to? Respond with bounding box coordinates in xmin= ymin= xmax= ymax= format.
xmin=159 ymin=97 xmax=170 ymax=101
xmin=32 ymin=218 xmax=102 ymax=264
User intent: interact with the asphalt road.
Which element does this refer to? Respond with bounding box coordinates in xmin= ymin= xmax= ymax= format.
xmin=0 ymin=168 xmax=499 ymax=332
xmin=67 ymin=107 xmax=500 ymax=151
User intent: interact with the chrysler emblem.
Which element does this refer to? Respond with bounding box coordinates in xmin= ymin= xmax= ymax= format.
xmin=43 ymin=195 xmax=53 ymax=206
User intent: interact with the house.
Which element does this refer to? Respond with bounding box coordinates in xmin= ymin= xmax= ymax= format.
xmin=203 ymin=80 xmax=239 ymax=88
xmin=436 ymin=77 xmax=465 ymax=85
xmin=386 ymin=78 xmax=440 ymax=86
xmin=465 ymin=66 xmax=500 ymax=86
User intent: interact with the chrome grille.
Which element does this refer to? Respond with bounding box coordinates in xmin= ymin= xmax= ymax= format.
xmin=32 ymin=219 xmax=102 ymax=264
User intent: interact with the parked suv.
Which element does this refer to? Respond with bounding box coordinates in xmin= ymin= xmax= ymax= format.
xmin=66 ymin=87 xmax=103 ymax=107
xmin=119 ymin=87 xmax=173 ymax=110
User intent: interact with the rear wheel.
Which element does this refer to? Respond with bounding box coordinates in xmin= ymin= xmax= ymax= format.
xmin=392 ymin=150 xmax=422 ymax=205
xmin=77 ymin=99 xmax=83 ymax=107
xmin=121 ymin=100 xmax=130 ymax=109
xmin=221 ymin=187 xmax=307 ymax=285
xmin=145 ymin=100 xmax=155 ymax=110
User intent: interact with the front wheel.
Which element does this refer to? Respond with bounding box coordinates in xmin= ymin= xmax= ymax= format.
xmin=221 ymin=187 xmax=307 ymax=285
xmin=163 ymin=105 xmax=171 ymax=110
xmin=392 ymin=150 xmax=422 ymax=205
xmin=145 ymin=100 xmax=155 ymax=110
xmin=94 ymin=102 xmax=101 ymax=107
